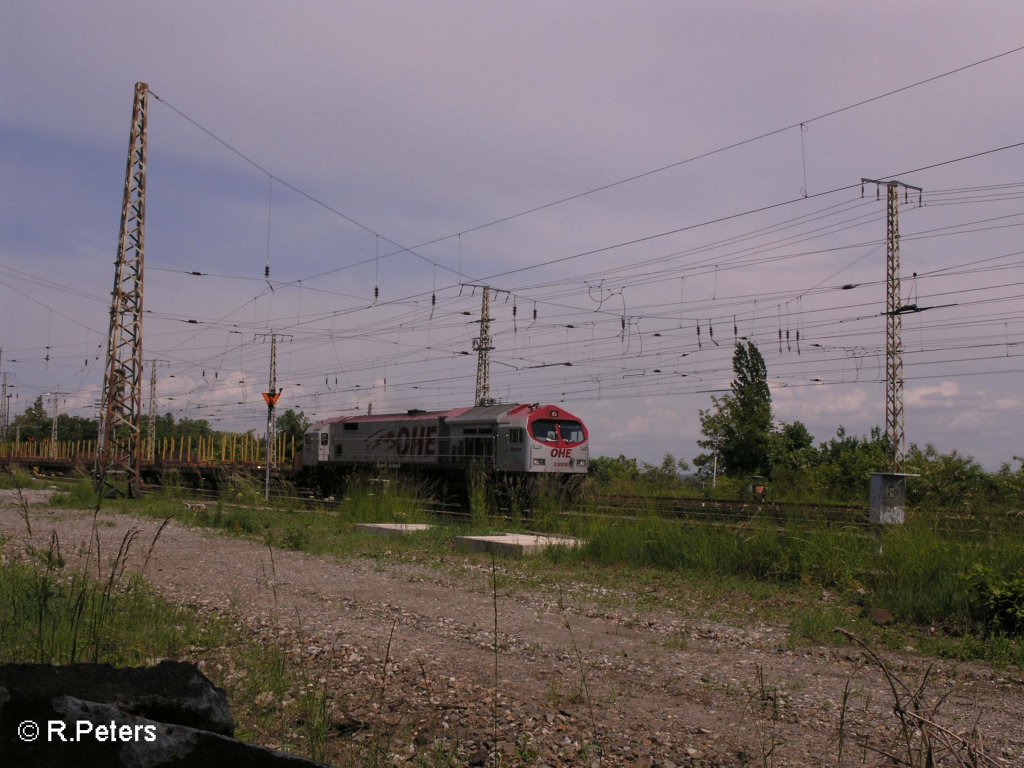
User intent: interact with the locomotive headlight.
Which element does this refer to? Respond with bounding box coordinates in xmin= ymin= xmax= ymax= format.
xmin=576 ymin=459 xmax=587 ymax=467
xmin=533 ymin=458 xmax=546 ymax=466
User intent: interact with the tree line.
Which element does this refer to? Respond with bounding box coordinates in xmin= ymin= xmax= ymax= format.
xmin=5 ymin=397 xmax=311 ymax=447
xmin=592 ymin=341 xmax=1024 ymax=509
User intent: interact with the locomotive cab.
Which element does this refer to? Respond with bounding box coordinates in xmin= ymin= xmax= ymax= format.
xmin=524 ymin=406 xmax=588 ymax=474
xmin=302 ymin=424 xmax=332 ymax=468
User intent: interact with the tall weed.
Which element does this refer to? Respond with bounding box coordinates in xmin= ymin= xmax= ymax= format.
xmin=0 ymin=467 xmax=40 ymax=489
xmin=0 ymin=540 xmax=218 ymax=665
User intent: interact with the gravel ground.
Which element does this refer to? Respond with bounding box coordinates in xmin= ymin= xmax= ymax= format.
xmin=2 ymin=492 xmax=1022 ymax=767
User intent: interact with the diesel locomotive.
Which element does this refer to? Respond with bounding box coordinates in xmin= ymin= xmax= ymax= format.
xmin=300 ymin=402 xmax=589 ymax=491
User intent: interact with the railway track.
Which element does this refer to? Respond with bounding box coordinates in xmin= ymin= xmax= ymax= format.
xmin=15 ymin=467 xmax=1018 ymax=538
xmin=586 ymin=494 xmax=868 ymax=524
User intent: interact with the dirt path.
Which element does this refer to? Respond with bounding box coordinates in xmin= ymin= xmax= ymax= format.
xmin=2 ymin=495 xmax=1021 ymax=767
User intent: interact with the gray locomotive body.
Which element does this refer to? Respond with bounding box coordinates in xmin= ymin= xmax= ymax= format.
xmin=300 ymin=403 xmax=589 ymax=481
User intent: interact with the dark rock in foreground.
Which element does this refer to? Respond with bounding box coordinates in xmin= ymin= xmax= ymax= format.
xmin=0 ymin=662 xmax=328 ymax=767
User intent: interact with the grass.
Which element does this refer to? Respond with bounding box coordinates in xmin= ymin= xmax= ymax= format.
xmin=0 ymin=494 xmax=338 ymax=763
xmin=0 ymin=466 xmax=47 ymax=490
xmin=42 ymin=472 xmax=1024 ymax=669
xmin=0 ymin=559 xmax=219 ymax=666
xmin=788 ymin=604 xmax=861 ymax=646
xmin=9 ymin=471 xmax=1023 ymax=765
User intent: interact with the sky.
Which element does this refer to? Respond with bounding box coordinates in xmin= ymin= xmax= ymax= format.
xmin=2 ymin=1 xmax=1023 ymax=470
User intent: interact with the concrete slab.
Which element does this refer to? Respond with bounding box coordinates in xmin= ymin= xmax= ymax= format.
xmin=355 ymin=523 xmax=433 ymax=537
xmin=455 ymin=533 xmax=581 ymax=556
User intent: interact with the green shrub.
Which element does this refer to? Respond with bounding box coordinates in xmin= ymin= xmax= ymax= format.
xmin=49 ymin=477 xmax=98 ymax=508
xmin=0 ymin=467 xmax=39 ymax=489
xmin=969 ymin=565 xmax=1024 ymax=635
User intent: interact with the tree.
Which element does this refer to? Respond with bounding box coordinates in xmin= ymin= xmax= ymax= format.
xmin=10 ymin=396 xmax=50 ymax=442
xmin=694 ymin=341 xmax=772 ymax=477
xmin=640 ymin=452 xmax=690 ymax=489
xmin=811 ymin=425 xmax=889 ymax=501
xmin=903 ymin=444 xmax=998 ymax=511
xmin=145 ymin=413 xmax=214 ymax=444
xmin=994 ymin=457 xmax=1024 ymax=507
xmin=57 ymin=414 xmax=98 ymax=442
xmin=589 ymin=455 xmax=641 ymax=485
xmin=768 ymin=420 xmax=817 ymax=474
xmin=276 ymin=408 xmax=310 ymax=444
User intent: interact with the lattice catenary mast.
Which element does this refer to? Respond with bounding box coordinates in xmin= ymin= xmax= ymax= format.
xmin=96 ymin=82 xmax=149 ymax=497
xmin=862 ymin=178 xmax=922 ymax=472
xmin=47 ymin=392 xmax=67 ymax=459
xmin=472 ymin=287 xmax=494 ymax=407
xmin=262 ymin=333 xmax=282 ymax=501
xmin=0 ymin=373 xmax=8 ymax=441
xmin=145 ymin=359 xmax=168 ymax=463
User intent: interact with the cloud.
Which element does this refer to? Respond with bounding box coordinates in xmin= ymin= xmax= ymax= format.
xmin=904 ymin=381 xmax=960 ymax=409
xmin=774 ymin=385 xmax=870 ymax=423
xmin=4 ymin=2 xmax=1024 ymax=471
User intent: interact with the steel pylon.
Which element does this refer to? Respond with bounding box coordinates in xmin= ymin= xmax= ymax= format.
xmin=96 ymin=82 xmax=148 ymax=498
xmin=473 ymin=288 xmax=494 ymax=406
xmin=863 ymin=178 xmax=922 ymax=472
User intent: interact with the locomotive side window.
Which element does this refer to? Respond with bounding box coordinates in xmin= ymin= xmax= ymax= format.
xmin=459 ymin=427 xmax=494 ymax=458
xmin=510 ymin=428 xmax=524 ymax=445
xmin=530 ymin=420 xmax=584 ymax=444
xmin=320 ymin=433 xmax=329 ymax=446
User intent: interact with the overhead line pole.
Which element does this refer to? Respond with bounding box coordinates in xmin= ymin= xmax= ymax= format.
xmin=862 ymin=178 xmax=923 ymax=472
xmin=145 ymin=359 xmax=169 ymax=463
xmin=45 ymin=392 xmax=67 ymax=459
xmin=0 ymin=374 xmax=8 ymax=442
xmin=463 ymin=285 xmax=496 ymax=407
xmin=260 ymin=333 xmax=284 ymax=501
xmin=96 ymin=82 xmax=149 ymax=498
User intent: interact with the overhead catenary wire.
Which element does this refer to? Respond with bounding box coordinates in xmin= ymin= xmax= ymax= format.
xmin=14 ymin=59 xmax=1024 ymax=440
xmin=149 ymin=43 xmax=1024 ymax=291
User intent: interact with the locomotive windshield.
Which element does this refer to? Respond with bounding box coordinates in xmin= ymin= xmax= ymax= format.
xmin=530 ymin=419 xmax=585 ymax=444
